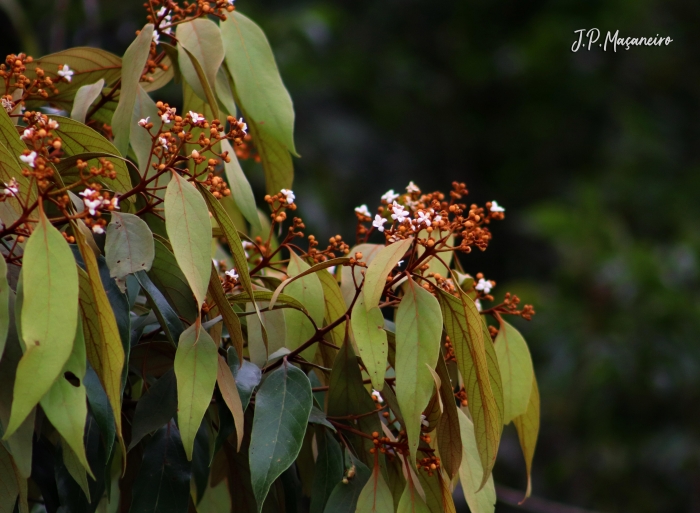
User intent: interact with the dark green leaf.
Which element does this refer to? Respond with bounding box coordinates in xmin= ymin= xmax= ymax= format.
xmin=135 ymin=270 xmax=185 ymax=345
xmin=148 ymin=239 xmax=198 ymax=325
xmin=227 ymin=346 xmax=261 ymax=410
xmin=129 ymin=368 xmax=177 ymax=450
xmin=322 ymin=450 xmax=370 ymax=513
xmin=309 ymin=426 xmax=344 ymax=513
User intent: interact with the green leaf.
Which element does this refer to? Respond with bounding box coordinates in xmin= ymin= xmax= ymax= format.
xmin=309 ymin=427 xmax=344 ymax=513
xmin=494 ymin=320 xmax=535 ymax=424
xmin=323 ymin=451 xmax=370 ymax=513
xmin=70 ymin=79 xmax=105 ymax=123
xmin=40 ymin=316 xmax=93 ymax=477
xmin=270 ymin=257 xmax=347 ymax=313
xmin=84 ymin=365 xmax=115 ymax=455
xmin=249 ymin=362 xmax=313 ymax=512
xmin=174 ymin=323 xmax=218 ymax=460
xmin=395 ymin=277 xmax=442 ymax=464
xmin=227 ymin=347 xmax=262 ymax=411
xmin=0 ymin=444 xmax=19 ymax=513
xmin=0 ymin=141 xmax=28 ymax=225
xmin=4 ymin=210 xmax=78 ymax=438
xmin=356 ymin=465 xmax=394 ymax=513
xmin=112 ymin=24 xmax=154 ymax=155
xmin=397 ymin=483 xmax=431 ymax=513
xmin=130 ymin=420 xmax=192 ymax=513
xmin=217 ymin=354 xmax=245 ymax=451
xmin=247 ymin=111 xmax=294 ymax=195
xmin=209 ymin=265 xmax=245 ymax=362
xmin=129 ymin=368 xmax=177 ymax=450
xmin=24 ymin=47 xmax=122 ymax=110
xmin=176 ymin=19 xmax=224 ymax=110
xmin=136 ymin=270 xmax=185 ymax=345
xmin=165 ymin=172 xmax=212 ymax=309
xmin=105 ymin=212 xmax=155 ymax=280
xmin=513 ymin=377 xmax=540 ymax=500
xmin=58 ymin=440 xmax=91 ymax=504
xmin=148 ymin=239 xmax=198 ymax=325
xmin=0 ymin=256 xmax=9 ymax=358
xmin=246 ymin=300 xmax=286 ymax=367
xmin=317 ymin=267 xmax=346 ymax=348
xmin=52 ymin=115 xmax=133 ymax=193
xmin=74 ymin=225 xmax=125 ymax=449
xmin=340 ymin=244 xmax=383 ymax=306
xmin=457 ymin=409 xmax=496 ymax=513
xmin=434 ymin=357 xmax=462 ymax=480
xmin=417 ymin=470 xmax=456 ymax=513
xmin=220 ymin=11 xmax=297 ymax=155
xmin=437 ymin=290 xmax=502 ymax=489
xmin=222 ymin=139 xmax=261 ymax=232
xmin=216 ymin=66 xmax=239 ymax=118
xmin=362 ymin=238 xmax=413 ymax=311
xmin=130 ymin=85 xmax=162 ymax=177
xmin=350 ymin=291 xmax=388 ymax=391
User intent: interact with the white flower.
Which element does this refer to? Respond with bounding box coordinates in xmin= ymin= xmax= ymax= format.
xmin=189 ymin=111 xmax=205 ymax=125
xmin=489 ymin=201 xmax=505 ymax=213
xmin=47 ymin=118 xmax=59 ymax=130
xmin=227 ymin=0 xmax=235 ymax=5
xmin=327 ymin=266 xmax=336 ymax=275
xmin=406 ymin=181 xmax=420 ymax=194
xmin=225 ymin=268 xmax=239 ymax=280
xmin=372 ymin=214 xmax=387 ymax=232
xmin=433 ymin=214 xmax=442 ymax=224
xmin=421 ymin=414 xmax=429 ymax=427
xmin=237 ymin=117 xmax=248 ymax=134
xmin=354 ymin=204 xmax=370 ymax=217
xmin=79 ymin=188 xmax=94 ymax=197
xmin=102 ymin=196 xmax=119 ymax=210
xmin=390 ymin=201 xmax=409 ymax=222
xmin=161 ymin=112 xmax=171 ymax=123
xmin=84 ymin=198 xmax=102 ymax=216
xmin=19 ymin=151 xmax=37 ymax=168
xmin=381 ymin=189 xmax=399 ymax=203
xmin=159 ymin=137 xmax=168 ymax=149
xmin=152 ymin=31 xmax=160 ymax=45
xmin=1 ymin=97 xmax=13 ymax=113
xmin=415 ymin=210 xmax=431 ymax=227
xmin=371 ymin=390 xmax=383 ymax=403
xmin=475 ymin=278 xmax=493 ymax=294
xmin=92 ymin=224 xmax=105 ymax=235
xmin=3 ymin=178 xmax=19 ymax=197
xmin=138 ymin=117 xmax=149 ymax=127
xmin=397 ymin=260 xmax=404 ymax=266
xmin=280 ymin=189 xmax=295 ymax=205
xmin=475 ymin=299 xmax=482 ymax=312
xmin=21 ymin=128 xmax=33 ymax=140
xmin=156 ymin=6 xmax=169 ymax=16
xmin=57 ymin=64 xmax=74 ymax=82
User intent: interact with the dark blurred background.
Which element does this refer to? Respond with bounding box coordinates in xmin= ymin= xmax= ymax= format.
xmin=3 ymin=0 xmax=700 ymax=511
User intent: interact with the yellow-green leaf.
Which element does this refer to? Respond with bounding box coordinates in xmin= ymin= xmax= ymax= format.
xmin=494 ymin=320 xmax=535 ymax=424
xmin=105 ymin=212 xmax=155 ymax=280
xmin=217 ymin=354 xmax=244 ymax=451
xmin=457 ymin=409 xmax=496 ymax=513
xmin=350 ymin=291 xmax=388 ymax=391
xmin=220 ymin=11 xmax=297 ymax=155
xmin=397 ymin=483 xmax=431 ymax=513
xmin=165 ymin=172 xmax=212 ymax=309
xmin=356 ymin=465 xmax=394 ymax=513
xmin=131 ymin=85 xmax=161 ymax=177
xmin=0 ymin=444 xmax=19 ymax=513
xmin=40 ymin=316 xmax=93 ymax=477
xmin=112 ymin=24 xmax=154 ymax=155
xmin=363 ymin=238 xmax=413 ymax=311
xmin=209 ymin=265 xmax=245 ymax=363
xmin=174 ymin=322 xmax=218 ymax=460
xmin=177 ymin=19 xmax=224 ymax=112
xmin=513 ymin=377 xmax=540 ymax=500
xmin=221 ymin=139 xmax=261 ymax=232
xmin=70 ymin=79 xmax=105 ymax=123
xmin=341 ymin=244 xmax=383 ymax=307
xmin=5 ymin=211 xmax=78 ymax=438
xmin=0 ymin=256 xmax=9 ymax=357
xmin=437 ymin=290 xmax=502 ymax=490
xmin=395 ymin=277 xmax=442 ymax=464
xmin=434 ymin=357 xmax=462 ymax=480
xmin=317 ymin=267 xmax=346 ymax=348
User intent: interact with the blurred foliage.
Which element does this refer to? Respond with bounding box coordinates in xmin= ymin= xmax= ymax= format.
xmin=2 ymin=0 xmax=700 ymax=511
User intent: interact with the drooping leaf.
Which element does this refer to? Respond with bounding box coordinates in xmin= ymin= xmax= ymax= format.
xmin=309 ymin=426 xmax=344 ymax=513
xmin=283 ymin=252 xmax=325 ymax=359
xmin=494 ymin=320 xmax=535 ymax=424
xmin=130 ymin=420 xmax=192 ymax=513
xmin=340 ymin=244 xmax=383 ymax=307
xmin=317 ymin=267 xmax=346 ymax=348
xmin=227 ymin=347 xmax=262 ymax=411
xmin=249 ymin=362 xmax=312 ymax=512
xmin=165 ymin=171 xmax=212 ymax=309
xmin=176 ymin=19 xmax=224 ymax=109
xmin=0 ymin=444 xmax=19 ymax=513
xmin=209 ymin=265 xmax=245 ymax=362
xmin=5 ymin=210 xmax=78 ymax=437
xmin=395 ymin=277 xmax=442 ymax=464
xmin=397 ymin=483 xmax=431 ymax=513
xmin=112 ymin=24 xmax=154 ymax=155
xmin=513 ymin=377 xmax=540 ymax=500
xmin=417 ymin=470 xmax=456 ymax=513
xmin=351 ymin=291 xmax=388 ymax=391
xmin=323 ymin=451 xmax=371 ymax=513
xmin=135 ymin=270 xmax=185 ymax=345
xmin=105 ymin=212 xmax=155 ymax=280
xmin=129 ymin=368 xmax=177 ymax=450
xmin=217 ymin=354 xmax=244 ymax=451
xmin=174 ymin=323 xmax=218 ymax=460
xmin=84 ymin=365 xmax=115 ymax=454
xmin=356 ymin=464 xmax=394 ymax=513
xmin=434 ymin=356 xmax=462 ymax=480
xmin=362 ymin=238 xmax=413 ymax=311
xmin=75 ymin=225 xmax=125 ymax=449
xmin=245 ymin=107 xmax=294 ymax=195
xmin=52 ymin=115 xmax=133 ymax=193
xmin=437 ymin=290 xmax=502 ymax=489
xmin=147 ymin=238 xmax=198 ymax=325
xmin=40 ymin=316 xmax=93 ymax=477
xmin=130 ymin=85 xmax=162 ymax=177
xmin=0 ymin=140 xmax=29 ymax=226
xmin=246 ymin=300 xmax=286 ymax=367
xmin=59 ymin=438 xmax=91 ymax=503
xmin=70 ymin=79 xmax=105 ymax=123
xmin=222 ymin=139 xmax=261 ymax=231
xmin=0 ymin=256 xmax=9 ymax=357
xmin=220 ymin=11 xmax=297 ymax=155
xmin=270 ymin=257 xmax=347 ymax=311
xmin=457 ymin=409 xmax=496 ymax=513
